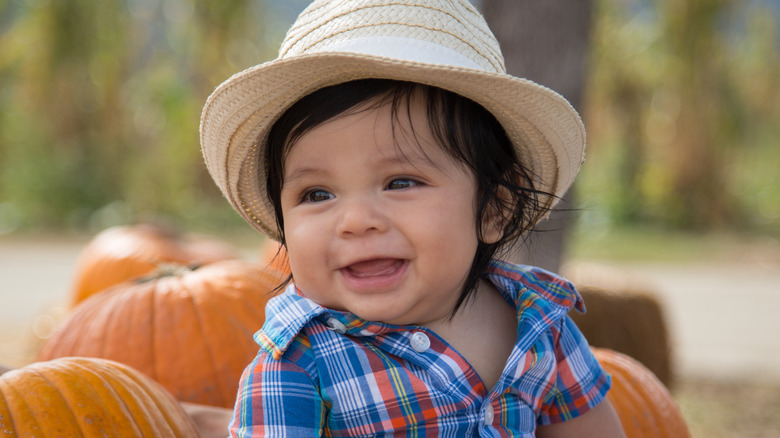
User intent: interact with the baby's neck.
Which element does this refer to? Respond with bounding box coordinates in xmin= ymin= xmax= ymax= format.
xmin=423 ymin=280 xmax=517 ymax=392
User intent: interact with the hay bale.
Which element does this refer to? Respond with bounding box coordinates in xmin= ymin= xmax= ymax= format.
xmin=564 ymin=263 xmax=674 ymax=388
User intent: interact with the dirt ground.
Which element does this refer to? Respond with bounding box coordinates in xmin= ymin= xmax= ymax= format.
xmin=1 ymin=232 xmax=779 ymax=436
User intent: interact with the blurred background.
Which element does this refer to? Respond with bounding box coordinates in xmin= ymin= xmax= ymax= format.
xmin=1 ymin=0 xmax=779 ymax=436
xmin=0 ymin=0 xmax=778 ymax=237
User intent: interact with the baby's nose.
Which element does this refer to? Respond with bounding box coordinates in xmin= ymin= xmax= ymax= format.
xmin=336 ymin=197 xmax=388 ymax=236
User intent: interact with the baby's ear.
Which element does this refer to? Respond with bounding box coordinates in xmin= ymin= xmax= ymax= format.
xmin=480 ymin=187 xmax=511 ymax=244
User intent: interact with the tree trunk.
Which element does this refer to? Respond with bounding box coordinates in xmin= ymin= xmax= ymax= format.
xmin=481 ymin=0 xmax=593 ymax=272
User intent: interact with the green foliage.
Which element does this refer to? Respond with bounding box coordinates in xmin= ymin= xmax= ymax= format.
xmin=581 ymin=0 xmax=780 ymax=236
xmin=0 ymin=0 xmax=274 ymax=234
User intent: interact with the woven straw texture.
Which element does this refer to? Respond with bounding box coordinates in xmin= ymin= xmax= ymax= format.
xmin=200 ymin=0 xmax=585 ymax=240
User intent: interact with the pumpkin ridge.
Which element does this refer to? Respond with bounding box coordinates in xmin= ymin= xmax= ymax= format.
xmin=235 ymin=290 xmax=266 ymax=338
xmin=215 ymin=275 xmax=260 ymax=336
xmin=112 ymin=364 xmax=176 ymax=435
xmin=183 ymin=275 xmax=230 ymax=406
xmin=6 ymin=370 xmax=53 ymax=430
xmin=0 ymin=379 xmax=20 ymax=435
xmin=113 ymin=358 xmax=194 ymax=433
xmin=611 ymin=363 xmax=650 ymax=433
xmin=2 ymin=378 xmax=40 ymax=436
xmin=71 ymin=360 xmax=147 ymax=436
xmin=214 ymin=273 xmax=267 ymax=388
xmin=103 ymin=360 xmax=180 ymax=436
xmin=85 ymin=289 xmax=121 ymax=357
xmin=593 ymin=348 xmax=690 ymax=438
xmin=49 ymin=292 xmax=103 ymax=359
xmin=125 ymin=284 xmax=157 ymax=379
xmin=192 ymin=270 xmax=266 ymax=402
xmin=99 ymin=288 xmax=128 ymax=361
xmin=613 ymin=353 xmax=668 ymax=434
xmin=151 ymin=277 xmax=166 ymax=384
xmin=90 ymin=294 xmax=116 ymax=358
xmin=128 ymin=282 xmax=158 ymax=379
xmin=29 ymin=367 xmax=86 ymax=436
xmin=47 ymin=359 xmax=129 ymax=435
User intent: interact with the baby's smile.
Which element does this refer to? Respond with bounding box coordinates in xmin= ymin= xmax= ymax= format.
xmin=340 ymin=258 xmax=409 ymax=291
xmin=344 ymin=258 xmax=405 ymax=277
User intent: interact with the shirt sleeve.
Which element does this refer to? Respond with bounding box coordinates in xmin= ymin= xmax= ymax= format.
xmin=230 ymin=336 xmax=326 ymax=437
xmin=537 ymin=315 xmax=611 ymax=425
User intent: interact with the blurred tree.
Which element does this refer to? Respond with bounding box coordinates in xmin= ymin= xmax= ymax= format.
xmin=584 ymin=0 xmax=657 ymax=226
xmin=0 ymin=0 xmax=272 ymax=233
xmin=582 ymin=0 xmax=779 ymax=234
xmin=656 ymin=0 xmax=739 ymax=228
xmin=0 ymin=0 xmax=131 ymax=228
xmin=482 ymin=0 xmax=593 ymax=272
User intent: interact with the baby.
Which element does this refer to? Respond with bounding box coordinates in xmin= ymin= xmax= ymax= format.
xmin=200 ymin=1 xmax=626 ymax=437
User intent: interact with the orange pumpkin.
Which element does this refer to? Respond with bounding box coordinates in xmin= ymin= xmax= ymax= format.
xmin=70 ymin=223 xmax=239 ymax=306
xmin=0 ymin=357 xmax=198 ymax=437
xmin=258 ymin=239 xmax=291 ymax=276
xmin=39 ymin=259 xmax=281 ymax=408
xmin=593 ymin=347 xmax=690 ymax=438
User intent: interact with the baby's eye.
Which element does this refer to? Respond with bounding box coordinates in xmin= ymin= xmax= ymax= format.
xmin=302 ymin=189 xmax=334 ymax=203
xmin=386 ymin=178 xmax=418 ymax=190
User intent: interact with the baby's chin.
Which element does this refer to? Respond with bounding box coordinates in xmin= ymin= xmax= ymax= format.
xmin=326 ymin=298 xmax=421 ymax=326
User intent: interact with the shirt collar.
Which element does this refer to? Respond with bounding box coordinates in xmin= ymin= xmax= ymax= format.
xmin=256 ymin=286 xmax=413 ymax=359
xmin=257 ymin=260 xmax=584 ymax=359
xmin=485 ymin=259 xmax=585 ymax=314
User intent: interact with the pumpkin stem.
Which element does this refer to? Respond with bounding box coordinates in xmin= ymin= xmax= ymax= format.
xmin=136 ymin=262 xmax=202 ymax=283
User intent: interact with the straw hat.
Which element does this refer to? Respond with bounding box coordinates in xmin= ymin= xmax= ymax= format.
xmin=200 ymin=0 xmax=585 ymax=241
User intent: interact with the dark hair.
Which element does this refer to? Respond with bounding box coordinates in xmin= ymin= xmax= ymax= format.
xmin=264 ymin=79 xmax=549 ymax=317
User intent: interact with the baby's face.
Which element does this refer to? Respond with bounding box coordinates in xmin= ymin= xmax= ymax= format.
xmin=279 ymin=96 xmax=482 ymax=326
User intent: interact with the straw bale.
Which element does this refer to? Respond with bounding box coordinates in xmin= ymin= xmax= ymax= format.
xmin=564 ymin=263 xmax=674 ymax=387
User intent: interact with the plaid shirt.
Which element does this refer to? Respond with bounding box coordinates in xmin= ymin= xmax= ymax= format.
xmin=230 ymin=260 xmax=610 ymax=437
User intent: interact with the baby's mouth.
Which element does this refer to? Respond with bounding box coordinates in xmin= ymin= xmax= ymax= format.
xmin=345 ymin=258 xmax=405 ymax=277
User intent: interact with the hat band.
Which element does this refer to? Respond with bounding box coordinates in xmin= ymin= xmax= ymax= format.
xmin=311 ymin=36 xmax=486 ymax=71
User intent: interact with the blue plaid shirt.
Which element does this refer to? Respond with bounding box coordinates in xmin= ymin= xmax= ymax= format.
xmin=230 ymin=260 xmax=610 ymax=437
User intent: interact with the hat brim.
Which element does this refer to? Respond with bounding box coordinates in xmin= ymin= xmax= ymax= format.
xmin=200 ymin=52 xmax=585 ymax=240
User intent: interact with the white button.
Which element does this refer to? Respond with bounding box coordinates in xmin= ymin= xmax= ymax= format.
xmin=484 ymin=406 xmax=494 ymax=424
xmin=326 ymin=318 xmax=347 ymax=334
xmin=410 ymin=331 xmax=430 ymax=353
